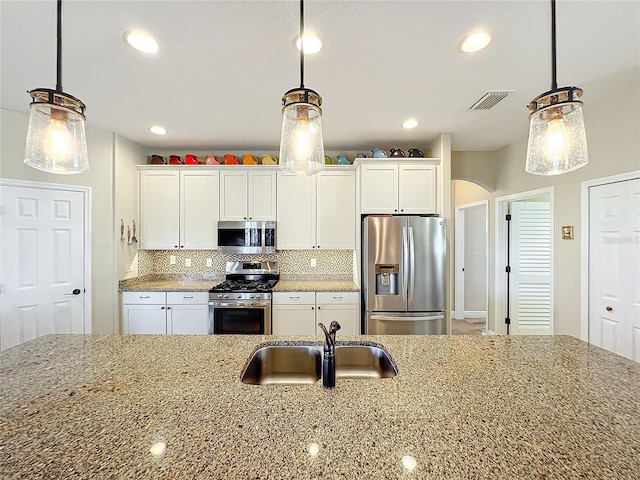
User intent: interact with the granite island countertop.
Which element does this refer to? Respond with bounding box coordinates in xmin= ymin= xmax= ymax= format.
xmin=1 ymin=334 xmax=638 ymax=479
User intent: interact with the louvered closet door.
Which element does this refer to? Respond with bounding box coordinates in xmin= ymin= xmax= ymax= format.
xmin=510 ymin=202 xmax=552 ymax=335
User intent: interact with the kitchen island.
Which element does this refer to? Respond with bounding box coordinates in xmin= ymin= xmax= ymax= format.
xmin=1 ymin=334 xmax=638 ymax=479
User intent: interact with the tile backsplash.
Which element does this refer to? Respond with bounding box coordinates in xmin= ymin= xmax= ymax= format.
xmin=138 ymin=249 xmax=354 ymax=276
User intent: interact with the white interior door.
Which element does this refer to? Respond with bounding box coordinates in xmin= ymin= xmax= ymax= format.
xmin=510 ymin=201 xmax=553 ymax=335
xmin=1 ymin=183 xmax=87 ymax=350
xmin=589 ymin=178 xmax=640 ymax=361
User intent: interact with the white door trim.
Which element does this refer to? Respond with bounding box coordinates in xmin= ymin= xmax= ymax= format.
xmin=580 ymin=170 xmax=640 ymax=342
xmin=0 ymin=178 xmax=92 ymax=333
xmin=454 ymin=200 xmax=488 ymax=322
xmin=494 ymin=187 xmax=554 ymax=335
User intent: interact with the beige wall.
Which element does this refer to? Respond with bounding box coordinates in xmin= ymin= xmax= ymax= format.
xmin=463 ymin=204 xmax=487 ymax=313
xmin=452 ymin=67 xmax=640 ymax=337
xmin=1 ymin=108 xmax=121 ymax=334
xmin=115 ymin=135 xmax=146 ymax=283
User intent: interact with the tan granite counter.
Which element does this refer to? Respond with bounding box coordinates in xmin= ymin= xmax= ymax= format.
xmin=1 ymin=334 xmax=639 ymax=479
xmin=273 ymin=279 xmax=359 ymax=292
xmin=119 ymin=274 xmax=222 ymax=292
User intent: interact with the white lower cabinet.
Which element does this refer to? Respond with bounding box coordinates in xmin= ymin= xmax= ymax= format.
xmin=315 ymin=292 xmax=360 ymax=336
xmin=122 ymin=291 xmax=209 ymax=335
xmin=272 ymin=291 xmax=360 ymax=336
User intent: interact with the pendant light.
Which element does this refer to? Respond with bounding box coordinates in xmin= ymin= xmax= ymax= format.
xmin=24 ymin=0 xmax=88 ymax=174
xmin=279 ymin=0 xmax=324 ymax=176
xmin=525 ymin=0 xmax=588 ymax=175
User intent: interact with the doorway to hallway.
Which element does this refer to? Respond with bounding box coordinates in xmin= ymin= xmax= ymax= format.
xmin=495 ymin=188 xmax=554 ymax=336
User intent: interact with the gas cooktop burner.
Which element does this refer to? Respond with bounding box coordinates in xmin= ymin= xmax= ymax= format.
xmin=210 ymin=279 xmax=278 ymax=293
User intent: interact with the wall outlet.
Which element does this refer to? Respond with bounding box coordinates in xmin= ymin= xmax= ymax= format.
xmin=206 ymin=258 xmax=213 ymax=267
xmin=310 ymin=258 xmax=317 ymax=268
xmin=124 ymin=261 xmax=133 ymax=273
xmin=185 ymin=258 xmax=192 ymax=267
xmin=169 ymin=255 xmax=176 ymax=265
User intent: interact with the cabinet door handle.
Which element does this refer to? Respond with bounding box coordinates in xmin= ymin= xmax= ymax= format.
xmin=167 ymin=306 xmax=171 ymax=310
xmin=161 ymin=306 xmax=165 ymax=310
xmin=311 ymin=307 xmax=314 ymax=310
xmin=317 ymin=306 xmax=320 ymax=310
xmin=174 ymin=245 xmax=178 ymax=249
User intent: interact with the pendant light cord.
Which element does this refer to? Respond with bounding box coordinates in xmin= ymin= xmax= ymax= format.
xmin=550 ymin=0 xmax=557 ymax=91
xmin=299 ymin=0 xmax=305 ymax=88
xmin=56 ymin=0 xmax=63 ymax=92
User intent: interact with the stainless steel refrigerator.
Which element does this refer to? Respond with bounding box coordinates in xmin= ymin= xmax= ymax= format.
xmin=362 ymin=215 xmax=446 ymax=334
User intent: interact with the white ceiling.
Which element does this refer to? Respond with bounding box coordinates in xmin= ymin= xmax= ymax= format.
xmin=1 ymin=1 xmax=638 ymax=153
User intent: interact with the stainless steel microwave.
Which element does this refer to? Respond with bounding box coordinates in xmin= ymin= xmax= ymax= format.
xmin=217 ymin=221 xmax=276 ymax=254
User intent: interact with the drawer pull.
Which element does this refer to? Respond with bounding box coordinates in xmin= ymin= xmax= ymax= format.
xmin=289 ymin=296 xmax=300 ymax=300
xmin=139 ymin=296 xmax=150 ymax=299
xmin=332 ymin=296 xmax=343 ymax=300
xmin=183 ymin=296 xmax=194 ymax=299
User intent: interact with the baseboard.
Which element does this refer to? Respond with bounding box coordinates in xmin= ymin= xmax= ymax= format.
xmin=464 ymin=311 xmax=487 ymax=319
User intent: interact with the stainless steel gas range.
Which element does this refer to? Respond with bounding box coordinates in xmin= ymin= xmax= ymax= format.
xmin=208 ymin=261 xmax=279 ymax=334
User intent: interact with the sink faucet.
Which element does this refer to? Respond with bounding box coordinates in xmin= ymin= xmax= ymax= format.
xmin=318 ymin=321 xmax=341 ymax=389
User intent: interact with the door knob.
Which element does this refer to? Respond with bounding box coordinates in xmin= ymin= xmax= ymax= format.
xmin=64 ymin=289 xmax=81 ymax=296
xmin=605 ymin=306 xmax=613 ymax=312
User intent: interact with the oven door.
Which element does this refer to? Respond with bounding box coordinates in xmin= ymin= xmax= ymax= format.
xmin=209 ymin=300 xmax=271 ymax=335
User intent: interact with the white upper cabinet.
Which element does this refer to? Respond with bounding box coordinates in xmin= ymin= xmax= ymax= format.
xmin=220 ymin=170 xmax=276 ymax=221
xmin=140 ymin=169 xmax=219 ymax=250
xmin=181 ymin=171 xmax=220 ymax=249
xmin=397 ymin=164 xmax=437 ymax=214
xmin=316 ymin=170 xmax=356 ymax=249
xmin=360 ymin=161 xmax=438 ymax=215
xmin=360 ymin=164 xmax=398 ymax=214
xmin=140 ymin=170 xmax=180 ymax=249
xmin=277 ymin=172 xmax=316 ymax=249
xmin=277 ymin=168 xmax=356 ymax=250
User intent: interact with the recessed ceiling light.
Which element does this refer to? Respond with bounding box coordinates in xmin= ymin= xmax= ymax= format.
xmin=148 ymin=125 xmax=167 ymax=135
xmin=459 ymin=31 xmax=492 ymax=53
xmin=295 ymin=34 xmax=322 ymax=54
xmin=124 ymin=31 xmax=159 ymax=54
xmin=402 ymin=118 xmax=419 ymax=129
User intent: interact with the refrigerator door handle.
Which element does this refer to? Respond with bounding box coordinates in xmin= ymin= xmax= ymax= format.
xmin=408 ymin=226 xmax=415 ymax=302
xmin=370 ymin=314 xmax=445 ymax=322
xmin=402 ymin=226 xmax=409 ymax=301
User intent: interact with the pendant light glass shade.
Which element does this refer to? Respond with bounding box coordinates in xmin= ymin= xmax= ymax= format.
xmin=525 ymin=0 xmax=588 ymax=175
xmin=279 ymin=88 xmax=324 ymax=176
xmin=24 ymin=0 xmax=89 ymax=175
xmin=525 ymin=88 xmax=588 ymax=175
xmin=25 ymin=89 xmax=88 ymax=174
xmin=279 ymin=0 xmax=325 ymax=176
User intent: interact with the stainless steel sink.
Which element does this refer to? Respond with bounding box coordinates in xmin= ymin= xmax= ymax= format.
xmin=240 ymin=345 xmax=321 ymax=385
xmin=240 ymin=343 xmax=397 ymax=385
xmin=335 ymin=345 xmax=397 ymax=379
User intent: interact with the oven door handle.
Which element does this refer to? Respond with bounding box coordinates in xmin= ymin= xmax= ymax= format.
xmin=209 ymin=301 xmax=270 ymax=308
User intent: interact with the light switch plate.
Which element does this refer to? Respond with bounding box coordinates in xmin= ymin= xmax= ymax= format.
xmin=185 ymin=258 xmax=191 ymax=267
xmin=206 ymin=258 xmax=213 ymax=267
xmin=310 ymin=258 xmax=317 ymax=267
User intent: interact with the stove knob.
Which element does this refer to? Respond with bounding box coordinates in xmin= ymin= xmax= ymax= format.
xmin=224 ymin=294 xmax=229 ymax=299
xmin=237 ymin=294 xmax=242 ymax=299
